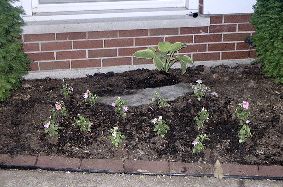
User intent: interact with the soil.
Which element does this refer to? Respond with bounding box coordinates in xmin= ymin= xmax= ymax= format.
xmin=0 ymin=64 xmax=282 ymax=166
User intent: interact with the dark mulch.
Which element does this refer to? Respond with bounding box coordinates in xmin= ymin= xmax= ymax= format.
xmin=0 ymin=64 xmax=282 ymax=165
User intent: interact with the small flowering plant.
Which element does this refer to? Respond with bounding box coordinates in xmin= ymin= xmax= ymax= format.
xmin=151 ymin=116 xmax=170 ymax=138
xmin=43 ymin=118 xmax=61 ymax=138
xmin=194 ymin=107 xmax=209 ymax=130
xmin=235 ymin=101 xmax=252 ymax=143
xmin=112 ymin=97 xmax=128 ymax=118
xmin=109 ymin=127 xmax=125 ymax=147
xmin=83 ymin=90 xmax=98 ymax=106
xmin=152 ymin=91 xmax=170 ymax=108
xmin=54 ymin=101 xmax=68 ymax=117
xmin=192 ymin=134 xmax=209 ymax=154
xmin=61 ymin=80 xmax=73 ymax=99
xmin=192 ymin=80 xmax=210 ymax=101
xmin=74 ymin=114 xmax=92 ymax=133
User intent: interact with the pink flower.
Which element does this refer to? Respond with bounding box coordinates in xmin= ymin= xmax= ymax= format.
xmin=55 ymin=102 xmax=62 ymax=111
xmin=44 ymin=121 xmax=50 ymax=129
xmin=242 ymin=101 xmax=249 ymax=110
xmin=123 ymin=106 xmax=128 ymax=112
xmin=111 ymin=102 xmax=116 ymax=107
xmin=192 ymin=139 xmax=199 ymax=147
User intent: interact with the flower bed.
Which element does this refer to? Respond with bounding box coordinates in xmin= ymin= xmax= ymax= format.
xmin=0 ymin=64 xmax=282 ymax=166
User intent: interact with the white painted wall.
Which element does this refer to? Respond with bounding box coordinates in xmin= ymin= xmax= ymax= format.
xmin=203 ymin=0 xmax=256 ymax=14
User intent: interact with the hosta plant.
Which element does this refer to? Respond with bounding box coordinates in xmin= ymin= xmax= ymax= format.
xmin=74 ymin=114 xmax=92 ymax=133
xmin=151 ymin=116 xmax=170 ymax=138
xmin=109 ymin=127 xmax=125 ymax=147
xmin=134 ymin=42 xmax=193 ymax=74
xmin=235 ymin=101 xmax=252 ymax=143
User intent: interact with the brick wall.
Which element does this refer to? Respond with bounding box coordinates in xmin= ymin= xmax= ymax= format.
xmin=22 ymin=14 xmax=255 ymax=71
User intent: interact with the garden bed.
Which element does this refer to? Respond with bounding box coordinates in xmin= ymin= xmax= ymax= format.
xmin=0 ymin=64 xmax=282 ymax=166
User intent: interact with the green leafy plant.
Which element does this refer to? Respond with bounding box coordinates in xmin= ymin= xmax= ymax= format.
xmin=192 ymin=134 xmax=209 ymax=154
xmin=0 ymin=0 xmax=30 ymax=101
xmin=83 ymin=89 xmax=98 ymax=106
xmin=61 ymin=80 xmax=73 ymax=99
xmin=109 ymin=127 xmax=125 ymax=147
xmin=251 ymin=0 xmax=283 ymax=83
xmin=151 ymin=116 xmax=170 ymax=138
xmin=112 ymin=97 xmax=128 ymax=118
xmin=192 ymin=80 xmax=210 ymax=101
xmin=134 ymin=42 xmax=193 ymax=74
xmin=235 ymin=101 xmax=252 ymax=143
xmin=194 ymin=107 xmax=209 ymax=130
xmin=152 ymin=91 xmax=170 ymax=108
xmin=74 ymin=114 xmax=92 ymax=133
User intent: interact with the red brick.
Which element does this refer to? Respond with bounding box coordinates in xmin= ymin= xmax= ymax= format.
xmin=133 ymin=58 xmax=153 ymax=65
xmin=193 ymin=52 xmax=220 ymax=61
xmin=73 ymin=40 xmax=103 ymax=49
xmin=222 ymin=163 xmax=258 ymax=176
xmin=224 ymin=14 xmax=251 ymax=23
xmin=30 ymin=62 xmax=39 ymax=71
xmin=180 ymin=44 xmax=207 ymax=53
xmin=209 ymin=24 xmax=237 ymax=33
xmin=135 ymin=37 xmax=163 ymax=46
xmin=102 ymin=57 xmax=132 ymax=67
xmin=0 ymin=154 xmax=37 ymax=167
xmin=56 ymin=50 xmax=86 ymax=60
xmin=119 ymin=29 xmax=148 ymax=37
xmin=105 ymin=38 xmax=133 ymax=47
xmin=223 ymin=33 xmax=251 ymax=42
xmin=169 ymin=162 xmax=213 ymax=175
xmin=238 ymin=23 xmax=255 ymax=31
xmin=250 ymin=50 xmax=256 ymax=58
xmin=23 ymin=43 xmax=40 ymax=52
xmin=56 ymin=32 xmax=86 ymax=40
xmin=165 ymin=36 xmax=193 ymax=44
xmin=208 ymin=43 xmax=235 ymax=51
xmin=194 ymin=34 xmax=222 ymax=43
xmin=88 ymin=31 xmax=118 ymax=39
xmin=221 ymin=51 xmax=250 ymax=60
xmin=88 ymin=49 xmax=117 ymax=58
xmin=258 ymin=165 xmax=283 ymax=177
xmin=118 ymin=47 xmax=145 ymax=56
xmin=71 ymin=59 xmax=101 ymax=68
xmin=210 ymin=15 xmax=223 ymax=24
xmin=80 ymin=159 xmax=124 ymax=172
xmin=39 ymin=60 xmax=70 ymax=70
xmin=23 ymin=33 xmax=55 ymax=42
xmin=149 ymin=28 xmax=179 ymax=36
xmin=27 ymin=52 xmax=55 ymax=61
xmin=124 ymin=160 xmax=169 ymax=174
xmin=236 ymin=42 xmax=250 ymax=50
xmin=180 ymin=27 xmax=208 ymax=34
xmin=36 ymin=156 xmax=80 ymax=169
xmin=41 ymin=41 xmax=72 ymax=51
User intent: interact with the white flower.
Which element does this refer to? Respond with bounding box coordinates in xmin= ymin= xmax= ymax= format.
xmin=192 ymin=139 xmax=199 ymax=147
xmin=55 ymin=102 xmax=62 ymax=111
xmin=211 ymin=92 xmax=218 ymax=97
xmin=151 ymin=118 xmax=158 ymax=124
xmin=201 ymin=107 xmax=207 ymax=112
xmin=111 ymin=102 xmax=116 ymax=107
xmin=112 ymin=127 xmax=118 ymax=137
xmin=123 ymin=106 xmax=128 ymax=112
xmin=44 ymin=121 xmax=50 ymax=129
xmin=246 ymin=120 xmax=250 ymax=124
xmin=158 ymin=116 xmax=162 ymax=121
xmin=196 ymin=79 xmax=202 ymax=84
xmin=69 ymin=87 xmax=73 ymax=92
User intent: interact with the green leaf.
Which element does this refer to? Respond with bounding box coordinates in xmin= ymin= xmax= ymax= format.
xmin=170 ymin=42 xmax=186 ymax=52
xmin=153 ymin=56 xmax=164 ymax=71
xmin=158 ymin=42 xmax=172 ymax=53
xmin=177 ymin=55 xmax=192 ymax=74
xmin=133 ymin=49 xmax=156 ymax=59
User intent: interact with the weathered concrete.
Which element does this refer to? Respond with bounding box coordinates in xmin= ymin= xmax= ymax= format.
xmin=99 ymin=83 xmax=192 ymax=106
xmin=0 ymin=169 xmax=282 ymax=187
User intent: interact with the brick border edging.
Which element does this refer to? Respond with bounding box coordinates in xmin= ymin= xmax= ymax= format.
xmin=0 ymin=154 xmax=282 ymax=180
